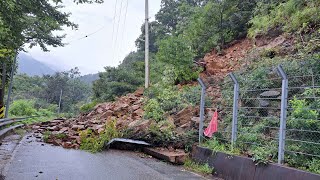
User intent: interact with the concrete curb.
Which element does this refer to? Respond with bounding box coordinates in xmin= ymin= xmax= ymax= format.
xmin=0 ymin=124 xmax=23 ymax=141
xmin=191 ymin=146 xmax=320 ymax=180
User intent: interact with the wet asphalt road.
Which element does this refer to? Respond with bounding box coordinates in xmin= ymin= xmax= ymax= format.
xmin=3 ymin=135 xmax=205 ymax=180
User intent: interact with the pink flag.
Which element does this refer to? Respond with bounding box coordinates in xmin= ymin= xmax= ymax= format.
xmin=204 ymin=110 xmax=218 ymax=138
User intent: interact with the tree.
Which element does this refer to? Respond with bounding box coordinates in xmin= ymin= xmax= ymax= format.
xmin=0 ymin=0 xmax=102 ymax=112
xmin=184 ymin=0 xmax=256 ymax=56
xmin=156 ymin=35 xmax=199 ymax=83
xmin=135 ymin=21 xmax=165 ymax=53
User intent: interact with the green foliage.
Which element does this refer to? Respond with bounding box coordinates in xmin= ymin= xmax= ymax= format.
xmin=80 ymin=120 xmax=120 ymax=153
xmin=13 ymin=68 xmax=91 ymax=115
xmin=80 ymin=101 xmax=98 ymax=113
xmin=144 ymin=71 xmax=201 ymax=123
xmin=156 ymin=35 xmax=200 ymax=83
xmin=289 ymin=97 xmax=318 ymax=120
xmin=248 ymin=0 xmax=320 ymax=37
xmin=148 ymin=121 xmax=175 ymax=145
xmin=9 ymin=99 xmax=36 ymax=116
xmin=203 ymin=137 xmax=240 ymax=155
xmin=250 ymin=146 xmax=275 ymax=165
xmin=144 ymin=99 xmax=164 ymax=122
xmin=184 ymin=159 xmax=213 ymax=175
xmin=0 ymin=0 xmax=77 ymax=51
xmin=93 ymin=52 xmax=145 ymax=102
xmin=184 ymin=0 xmax=255 ymax=56
xmin=43 ymin=131 xmax=51 ymax=143
xmin=307 ymin=159 xmax=320 ymax=174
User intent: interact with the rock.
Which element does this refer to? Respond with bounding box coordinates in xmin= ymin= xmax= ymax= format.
xmin=134 ymin=88 xmax=144 ymax=96
xmin=259 ymin=99 xmax=270 ymax=107
xmin=128 ymin=120 xmax=140 ymax=128
xmin=260 ymin=91 xmax=281 ymax=98
xmin=71 ymin=125 xmax=85 ymax=131
xmin=191 ymin=117 xmax=200 ymax=124
xmin=62 ymin=142 xmax=73 ymax=149
xmin=101 ymin=110 xmax=113 ymax=119
xmin=98 ymin=128 xmax=105 ymax=134
xmin=96 ymin=107 xmax=104 ymax=114
xmin=93 ymin=125 xmax=104 ymax=131
xmin=32 ymin=125 xmax=40 ymax=130
xmin=180 ymin=122 xmax=191 ymax=129
xmin=131 ymin=105 xmax=140 ymax=111
xmin=174 ymin=106 xmax=194 ymax=126
xmin=47 ymin=126 xmax=59 ymax=131
xmin=133 ymin=109 xmax=144 ymax=117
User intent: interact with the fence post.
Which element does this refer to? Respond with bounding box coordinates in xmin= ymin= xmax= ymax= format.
xmin=197 ymin=78 xmax=206 ymax=144
xmin=277 ymin=65 xmax=288 ymax=164
xmin=229 ymin=73 xmax=239 ymax=145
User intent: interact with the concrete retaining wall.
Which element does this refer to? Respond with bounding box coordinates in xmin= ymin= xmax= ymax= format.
xmin=191 ymin=146 xmax=320 ymax=180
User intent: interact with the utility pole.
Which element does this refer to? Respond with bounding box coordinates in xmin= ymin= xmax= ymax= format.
xmin=58 ymin=89 xmax=63 ymax=114
xmin=5 ymin=54 xmax=17 ymax=118
xmin=145 ymin=0 xmax=150 ymax=88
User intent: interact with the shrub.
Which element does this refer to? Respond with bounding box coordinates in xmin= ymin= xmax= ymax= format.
xmin=80 ymin=101 xmax=98 ymax=113
xmin=80 ymin=120 xmax=120 ymax=153
xmin=9 ymin=100 xmax=37 ymax=116
xmin=184 ymin=159 xmax=213 ymax=175
xmin=248 ymin=0 xmax=320 ymax=37
xmin=143 ymin=99 xmax=164 ymax=122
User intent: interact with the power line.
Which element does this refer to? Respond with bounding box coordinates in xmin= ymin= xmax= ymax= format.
xmin=65 ymin=25 xmax=106 ymax=44
xmin=119 ymin=0 xmax=129 ymax=58
xmin=113 ymin=0 xmax=124 ymax=64
xmin=111 ymin=0 xmax=118 ymax=52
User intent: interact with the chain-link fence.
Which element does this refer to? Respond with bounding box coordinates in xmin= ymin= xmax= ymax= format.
xmin=198 ymin=59 xmax=320 ymax=170
xmin=198 ymin=76 xmax=234 ymax=144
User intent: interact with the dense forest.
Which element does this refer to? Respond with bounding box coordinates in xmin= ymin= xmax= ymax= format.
xmin=0 ymin=0 xmax=320 ymax=174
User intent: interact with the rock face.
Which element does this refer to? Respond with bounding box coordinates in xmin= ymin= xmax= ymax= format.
xmin=31 ymin=88 xmax=201 ymax=150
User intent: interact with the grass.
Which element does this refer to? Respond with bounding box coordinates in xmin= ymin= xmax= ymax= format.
xmin=43 ymin=131 xmax=52 ymax=143
xmin=184 ymin=158 xmax=213 ymax=175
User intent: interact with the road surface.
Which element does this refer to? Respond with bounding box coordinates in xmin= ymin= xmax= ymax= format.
xmin=2 ymin=134 xmax=205 ymax=180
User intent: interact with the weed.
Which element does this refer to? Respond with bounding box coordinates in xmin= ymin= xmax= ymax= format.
xmin=80 ymin=119 xmax=120 ymax=153
xmin=54 ymin=133 xmax=67 ymax=139
xmin=184 ymin=158 xmax=213 ymax=175
xmin=43 ymin=131 xmax=52 ymax=143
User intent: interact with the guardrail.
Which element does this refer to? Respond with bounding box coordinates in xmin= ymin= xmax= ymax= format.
xmin=0 ymin=116 xmax=41 ymax=140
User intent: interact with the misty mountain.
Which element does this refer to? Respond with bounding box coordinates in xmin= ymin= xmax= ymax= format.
xmin=17 ymin=53 xmax=56 ymax=76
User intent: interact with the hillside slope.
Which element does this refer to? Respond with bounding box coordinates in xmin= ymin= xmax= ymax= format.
xmin=18 ymin=53 xmax=56 ymax=76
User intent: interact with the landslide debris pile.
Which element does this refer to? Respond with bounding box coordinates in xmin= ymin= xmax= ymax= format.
xmin=32 ymin=88 xmax=200 ymax=149
xmin=31 ymin=39 xmax=258 ymax=150
xmin=200 ymin=39 xmax=253 ymax=106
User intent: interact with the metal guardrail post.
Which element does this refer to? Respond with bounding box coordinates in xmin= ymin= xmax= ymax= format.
xmin=197 ymin=78 xmax=206 ymax=144
xmin=229 ymin=73 xmax=239 ymax=145
xmin=277 ymin=65 xmax=288 ymax=164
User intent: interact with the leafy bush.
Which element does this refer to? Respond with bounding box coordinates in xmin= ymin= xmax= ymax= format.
xmin=80 ymin=120 xmax=120 ymax=153
xmin=143 ymin=99 xmax=165 ymax=122
xmin=80 ymin=101 xmax=98 ymax=113
xmin=148 ymin=121 xmax=175 ymax=146
xmin=307 ymin=158 xmax=320 ymax=174
xmin=9 ymin=100 xmax=37 ymax=116
xmin=249 ymin=0 xmax=320 ymax=37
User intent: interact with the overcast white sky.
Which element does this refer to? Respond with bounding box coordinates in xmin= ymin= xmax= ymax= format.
xmin=26 ymin=0 xmax=161 ymax=75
